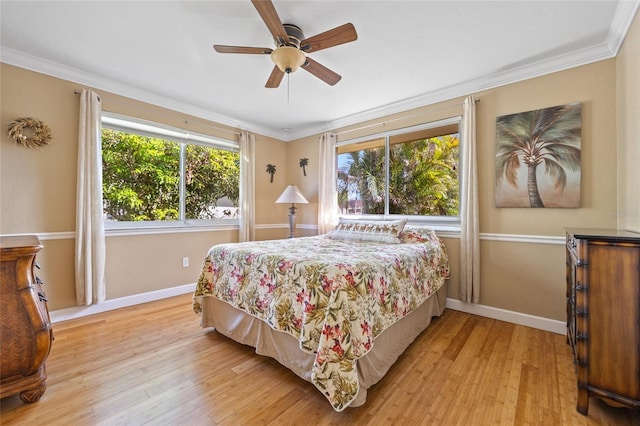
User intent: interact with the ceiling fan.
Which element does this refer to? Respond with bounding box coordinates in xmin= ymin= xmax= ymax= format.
xmin=213 ymin=0 xmax=358 ymax=88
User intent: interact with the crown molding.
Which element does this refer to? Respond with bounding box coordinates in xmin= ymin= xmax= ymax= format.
xmin=290 ymin=43 xmax=621 ymax=142
xmin=0 ymin=35 xmax=621 ymax=143
xmin=287 ymin=40 xmax=611 ymax=141
xmin=0 ymin=48 xmax=284 ymax=141
xmin=607 ymin=0 xmax=640 ymax=55
xmin=3 ymin=0 xmax=637 ymax=143
xmin=286 ymin=0 xmax=639 ymax=142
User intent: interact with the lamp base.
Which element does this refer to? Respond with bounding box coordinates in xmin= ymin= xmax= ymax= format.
xmin=287 ymin=204 xmax=297 ymax=238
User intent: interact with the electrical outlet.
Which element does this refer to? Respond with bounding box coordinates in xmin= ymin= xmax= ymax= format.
xmin=182 ymin=257 xmax=189 ymax=268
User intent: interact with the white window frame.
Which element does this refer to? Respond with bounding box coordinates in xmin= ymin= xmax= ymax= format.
xmin=101 ymin=112 xmax=240 ymax=231
xmin=336 ymin=116 xmax=462 ymax=231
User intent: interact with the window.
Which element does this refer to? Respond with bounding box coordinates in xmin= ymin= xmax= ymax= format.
xmin=337 ymin=117 xmax=460 ymax=222
xmin=101 ymin=113 xmax=240 ymax=228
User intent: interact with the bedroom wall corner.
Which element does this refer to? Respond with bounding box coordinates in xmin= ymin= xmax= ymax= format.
xmin=616 ymin=10 xmax=640 ymax=233
xmin=283 ymin=134 xmax=320 ymax=237
xmin=472 ymin=59 xmax=618 ymax=322
xmin=254 ymin=134 xmax=295 ymax=240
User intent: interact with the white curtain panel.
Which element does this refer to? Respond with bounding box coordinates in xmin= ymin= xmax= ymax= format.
xmin=239 ymin=130 xmax=256 ymax=242
xmin=460 ymin=95 xmax=480 ymax=303
xmin=317 ymin=132 xmax=338 ymax=234
xmin=75 ymin=89 xmax=105 ymax=306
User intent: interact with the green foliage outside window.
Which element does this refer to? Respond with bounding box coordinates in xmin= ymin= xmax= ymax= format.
xmin=337 ymin=134 xmax=459 ymax=217
xmin=389 ymin=135 xmax=459 ymax=216
xmin=338 ymin=147 xmax=385 ymax=214
xmin=184 ymin=144 xmax=240 ymax=220
xmin=102 ymin=129 xmax=239 ymax=222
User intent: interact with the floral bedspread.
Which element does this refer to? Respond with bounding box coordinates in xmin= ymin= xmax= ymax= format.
xmin=193 ymin=232 xmax=449 ymax=411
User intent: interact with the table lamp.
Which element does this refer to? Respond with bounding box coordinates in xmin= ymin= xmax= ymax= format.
xmin=275 ymin=185 xmax=309 ymax=238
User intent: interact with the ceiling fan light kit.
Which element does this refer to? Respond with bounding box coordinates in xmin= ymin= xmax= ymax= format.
xmin=271 ymin=46 xmax=306 ymax=73
xmin=213 ymin=0 xmax=357 ymax=88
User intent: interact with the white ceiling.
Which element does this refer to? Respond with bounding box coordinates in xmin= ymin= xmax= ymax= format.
xmin=1 ymin=1 xmax=638 ymax=141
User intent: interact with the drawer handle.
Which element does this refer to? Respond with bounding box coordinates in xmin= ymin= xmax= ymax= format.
xmin=38 ymin=292 xmax=48 ymax=302
xmin=576 ymin=283 xmax=588 ymax=292
xmin=576 ymin=309 xmax=588 ymax=317
xmin=577 ymin=333 xmax=589 ymax=341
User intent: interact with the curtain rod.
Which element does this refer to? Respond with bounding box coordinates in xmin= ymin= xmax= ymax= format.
xmin=334 ymin=97 xmax=479 ymax=137
xmin=74 ymin=89 xmax=240 ymax=136
xmin=73 ymin=89 xmax=101 ymax=102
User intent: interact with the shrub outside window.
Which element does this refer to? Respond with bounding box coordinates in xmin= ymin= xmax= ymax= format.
xmin=101 ymin=114 xmax=240 ymax=228
xmin=337 ymin=117 xmax=460 ymax=221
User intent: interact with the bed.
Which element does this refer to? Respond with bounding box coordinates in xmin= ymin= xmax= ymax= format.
xmin=192 ymin=220 xmax=449 ymax=411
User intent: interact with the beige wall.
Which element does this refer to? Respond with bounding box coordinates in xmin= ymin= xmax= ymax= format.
xmin=254 ymin=132 xmax=291 ymax=240
xmin=281 ymin=133 xmax=319 ymax=235
xmin=2 ymin=14 xmax=637 ymax=318
xmin=288 ymin=58 xmax=621 ymax=322
xmin=0 ymin=64 xmax=287 ymax=309
xmin=477 ymin=62 xmax=618 ymax=235
xmin=0 ymin=68 xmax=79 ymax=233
xmin=617 ymin=11 xmax=640 ymax=233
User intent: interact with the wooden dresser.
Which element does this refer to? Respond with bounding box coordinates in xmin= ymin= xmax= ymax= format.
xmin=0 ymin=235 xmax=53 ymax=403
xmin=566 ymin=228 xmax=640 ymax=415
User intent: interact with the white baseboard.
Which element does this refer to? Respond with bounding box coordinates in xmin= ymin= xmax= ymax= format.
xmin=51 ymin=284 xmax=566 ymax=336
xmin=446 ymin=298 xmax=566 ymax=335
xmin=49 ymin=283 xmax=196 ymax=323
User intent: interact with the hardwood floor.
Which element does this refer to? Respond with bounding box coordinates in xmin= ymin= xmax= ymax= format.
xmin=1 ymin=294 xmax=638 ymax=425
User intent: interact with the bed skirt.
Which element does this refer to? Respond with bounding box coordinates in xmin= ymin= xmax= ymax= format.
xmin=199 ymin=284 xmax=447 ymax=408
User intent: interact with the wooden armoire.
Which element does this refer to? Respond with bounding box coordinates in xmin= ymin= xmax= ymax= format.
xmin=0 ymin=235 xmax=53 ymax=403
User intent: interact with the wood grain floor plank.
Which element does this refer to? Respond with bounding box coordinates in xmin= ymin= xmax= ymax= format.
xmin=1 ymin=294 xmax=639 ymax=425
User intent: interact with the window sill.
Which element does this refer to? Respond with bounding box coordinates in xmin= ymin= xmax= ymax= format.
xmin=105 ymin=223 xmax=238 ymax=237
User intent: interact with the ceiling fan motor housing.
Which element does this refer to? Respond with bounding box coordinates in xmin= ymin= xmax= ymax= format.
xmin=280 ymin=24 xmax=304 ymax=48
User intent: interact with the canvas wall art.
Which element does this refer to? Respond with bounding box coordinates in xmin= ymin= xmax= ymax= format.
xmin=495 ymin=102 xmax=582 ymax=208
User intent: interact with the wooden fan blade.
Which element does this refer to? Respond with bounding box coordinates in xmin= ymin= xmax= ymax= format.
xmin=301 ymin=57 xmax=341 ymax=86
xmin=214 ymin=45 xmax=273 ymax=54
xmin=300 ymin=23 xmax=357 ymax=53
xmin=266 ymin=65 xmax=284 ymax=88
xmin=251 ymin=0 xmax=289 ymax=45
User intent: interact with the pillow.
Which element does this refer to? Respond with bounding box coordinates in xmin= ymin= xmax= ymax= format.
xmin=327 ymin=218 xmax=407 ymax=244
xmin=400 ymin=226 xmax=439 ymax=244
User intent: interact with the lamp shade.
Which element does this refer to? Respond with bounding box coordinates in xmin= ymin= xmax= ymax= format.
xmin=275 ymin=185 xmax=309 ymax=204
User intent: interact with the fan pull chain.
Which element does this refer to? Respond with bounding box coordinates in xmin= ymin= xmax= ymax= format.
xmin=287 ymin=72 xmax=291 ymax=106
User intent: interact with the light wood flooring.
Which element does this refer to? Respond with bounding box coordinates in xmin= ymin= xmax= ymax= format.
xmin=1 ymin=294 xmax=639 ymax=425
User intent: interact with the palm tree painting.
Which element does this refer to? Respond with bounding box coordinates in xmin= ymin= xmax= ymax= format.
xmin=495 ymin=102 xmax=581 ymax=208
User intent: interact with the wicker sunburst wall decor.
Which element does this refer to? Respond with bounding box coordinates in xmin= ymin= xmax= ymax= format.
xmin=7 ymin=117 xmax=52 ymax=148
